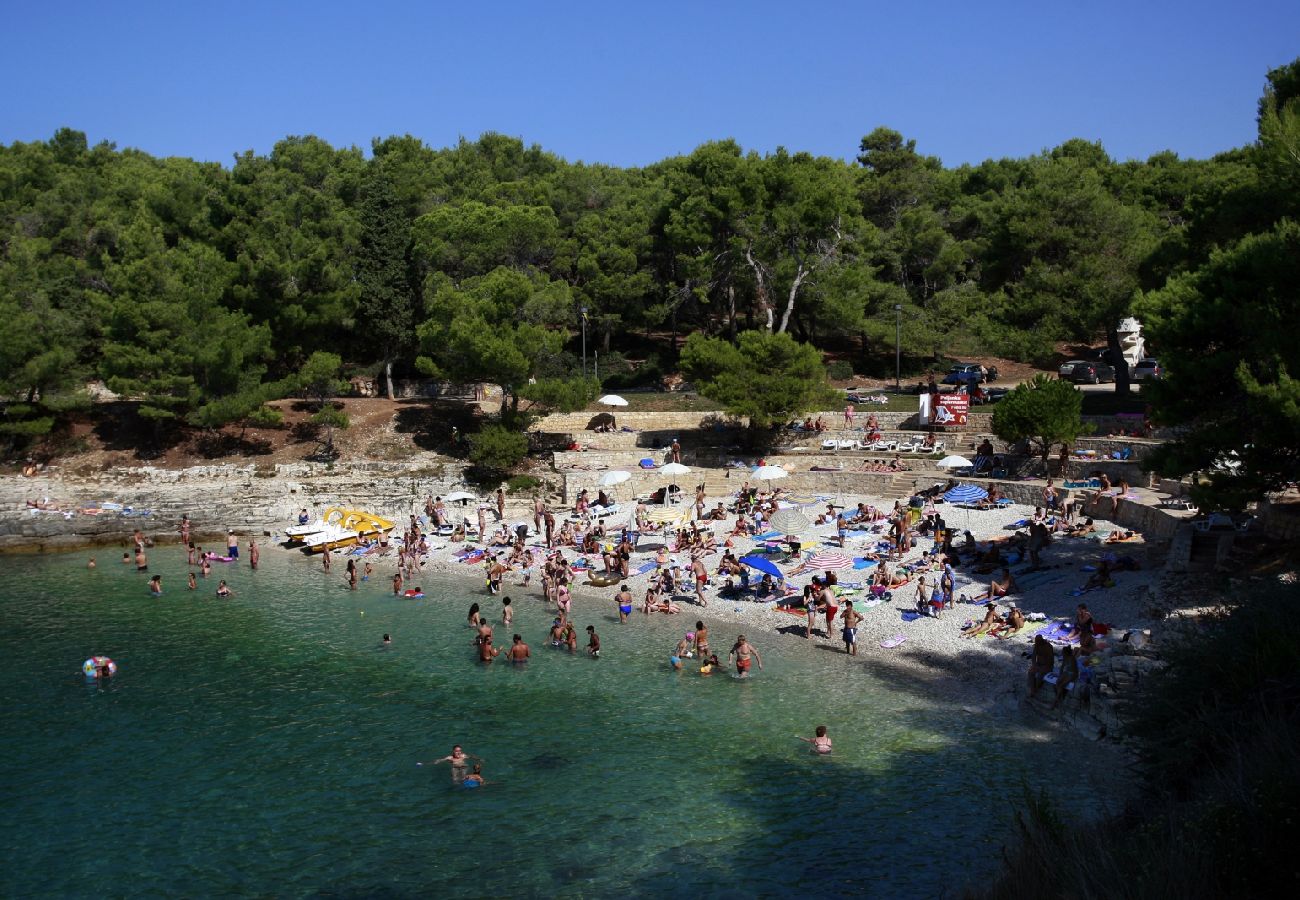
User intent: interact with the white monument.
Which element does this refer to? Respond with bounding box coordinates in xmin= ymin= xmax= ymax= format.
xmin=1116 ymin=317 xmax=1145 ymax=368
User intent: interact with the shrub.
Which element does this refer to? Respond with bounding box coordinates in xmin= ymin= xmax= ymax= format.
xmin=468 ymin=425 xmax=529 ymax=475
xmin=825 ymin=359 xmax=854 ymax=381
xmin=505 ymin=475 xmax=543 ymax=493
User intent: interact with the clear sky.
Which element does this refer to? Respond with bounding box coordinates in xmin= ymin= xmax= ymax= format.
xmin=4 ymin=0 xmax=1298 ymax=168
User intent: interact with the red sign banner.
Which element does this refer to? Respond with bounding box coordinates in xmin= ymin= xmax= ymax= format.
xmin=933 ymin=393 xmax=969 ymax=428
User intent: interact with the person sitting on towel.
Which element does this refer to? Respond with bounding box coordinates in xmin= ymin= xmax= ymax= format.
xmin=980 ymin=566 xmax=1017 ymax=601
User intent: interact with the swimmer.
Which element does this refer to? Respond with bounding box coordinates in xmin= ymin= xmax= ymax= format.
xmin=699 ymin=653 xmax=721 ymax=675
xmin=216 ymin=580 xmax=232 ymax=597
xmin=798 ymin=725 xmax=833 ymax=754
xmin=420 ymin=745 xmax=481 ymax=783
xmin=478 ymin=636 xmax=501 ymax=662
xmin=586 ymin=625 xmax=600 ymax=658
xmin=467 ymin=603 xmax=482 ymax=627
xmin=392 ymin=573 xmax=403 ymax=596
xmin=382 ymin=633 xmax=392 ymax=646
xmin=148 ymin=575 xmax=163 ymax=596
xmin=505 ymin=634 xmax=530 ymax=662
xmin=728 ymin=634 xmax=763 ymax=678
xmin=549 ymin=618 xmax=566 ymax=646
xmin=121 ymin=552 xmax=131 ymax=565
xmin=87 ymin=557 xmax=96 ymax=569
xmin=563 ymin=622 xmax=578 ymax=653
xmin=615 ymin=584 xmax=634 ymax=623
xmin=462 ymin=763 xmax=488 ymax=788
xmin=135 ymin=548 xmax=148 ymax=571
xmin=200 ymin=558 xmax=211 ymax=579
xmin=501 ymin=596 xmax=513 ymax=626
xmin=187 ymin=572 xmax=197 ymax=590
xmin=362 ymin=561 xmax=372 ymax=581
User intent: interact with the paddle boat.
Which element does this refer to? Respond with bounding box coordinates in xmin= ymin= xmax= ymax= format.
xmin=300 ymin=509 xmax=396 ymax=553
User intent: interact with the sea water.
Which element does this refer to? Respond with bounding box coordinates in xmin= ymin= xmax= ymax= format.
xmin=0 ymin=548 xmax=1110 ymax=897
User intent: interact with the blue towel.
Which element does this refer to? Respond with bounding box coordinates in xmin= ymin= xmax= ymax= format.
xmin=635 ymin=560 xmax=658 ymax=575
xmin=901 ymin=611 xmax=922 ymax=622
xmin=853 ymin=559 xmax=877 ymax=570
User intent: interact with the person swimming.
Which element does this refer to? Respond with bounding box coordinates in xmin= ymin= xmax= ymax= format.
xmin=798 ymin=725 xmax=833 ymax=754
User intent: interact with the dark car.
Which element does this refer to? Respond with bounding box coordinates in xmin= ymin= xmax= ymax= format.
xmin=1132 ymin=358 xmax=1162 ymax=381
xmin=1069 ymin=361 xmax=1115 ymax=384
xmin=941 ymin=364 xmax=986 ymax=386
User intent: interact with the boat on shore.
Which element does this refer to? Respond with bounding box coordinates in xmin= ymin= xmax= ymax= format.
xmin=298 ymin=508 xmax=395 ymax=553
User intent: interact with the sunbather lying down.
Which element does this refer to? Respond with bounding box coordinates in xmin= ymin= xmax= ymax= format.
xmin=1105 ymin=529 xmax=1140 ymax=543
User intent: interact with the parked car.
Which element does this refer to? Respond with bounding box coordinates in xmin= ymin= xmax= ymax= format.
xmin=1132 ymin=358 xmax=1163 ymax=381
xmin=1069 ymin=361 xmax=1115 ymax=384
xmin=941 ymin=363 xmax=986 ymax=386
xmin=1058 ymin=359 xmax=1090 ymax=378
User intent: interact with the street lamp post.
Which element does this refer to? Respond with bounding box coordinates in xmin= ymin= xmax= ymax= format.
xmin=894 ymin=304 xmax=902 ymax=393
xmin=581 ymin=307 xmax=588 ymax=377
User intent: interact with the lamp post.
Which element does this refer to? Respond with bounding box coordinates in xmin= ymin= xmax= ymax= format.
xmin=581 ymin=307 xmax=588 ymax=377
xmin=894 ymin=304 xmax=902 ymax=393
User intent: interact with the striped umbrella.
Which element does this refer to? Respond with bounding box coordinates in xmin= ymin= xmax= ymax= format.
xmin=769 ymin=508 xmax=810 ymax=534
xmin=805 ymin=550 xmax=853 ymax=570
xmin=943 ymin=483 xmax=988 ymax=505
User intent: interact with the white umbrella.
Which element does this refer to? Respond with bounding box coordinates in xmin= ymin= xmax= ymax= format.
xmin=659 ymin=462 xmax=691 ymax=476
xmin=753 ymin=465 xmax=789 ymax=481
xmin=936 ymin=455 xmax=974 ymax=469
xmin=598 ymin=394 xmax=629 ymax=407
xmin=598 ymin=470 xmax=632 ymax=487
xmin=444 ymin=491 xmax=477 ymax=503
xmin=769 ymin=508 xmax=810 ymax=534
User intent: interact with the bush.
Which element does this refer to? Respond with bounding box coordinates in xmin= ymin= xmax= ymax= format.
xmin=505 ymin=475 xmax=543 ymax=493
xmin=825 ymin=359 xmax=854 ymax=381
xmin=468 ymin=425 xmax=529 ymax=475
xmin=602 ymin=353 xmax=664 ymax=390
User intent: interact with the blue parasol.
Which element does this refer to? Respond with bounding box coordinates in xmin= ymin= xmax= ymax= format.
xmin=943 ymin=483 xmax=988 ymax=505
xmin=739 ymin=555 xmax=784 ymax=578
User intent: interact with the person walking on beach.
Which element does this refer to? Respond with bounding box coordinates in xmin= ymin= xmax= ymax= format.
xmin=841 ymin=601 xmax=863 ymax=656
xmin=496 ymin=488 xmax=506 ymax=522
xmin=544 ymin=510 xmax=556 ymax=549
xmin=249 ymin=539 xmax=260 ymax=570
xmin=691 ymin=557 xmax=709 ymax=607
xmin=728 ymin=635 xmax=762 ymax=678
xmin=533 ymin=497 xmax=546 ymax=534
xmin=477 ymin=506 xmax=488 ymax=544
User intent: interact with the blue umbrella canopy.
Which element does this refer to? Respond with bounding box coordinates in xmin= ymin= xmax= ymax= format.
xmin=739 ymin=555 xmax=784 ymax=578
xmin=943 ymin=483 xmax=989 ymax=504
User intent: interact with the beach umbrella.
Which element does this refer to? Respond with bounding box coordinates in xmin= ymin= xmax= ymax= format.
xmin=739 ymin=555 xmax=784 ymax=578
xmin=768 ymin=508 xmax=810 ymax=534
xmin=598 ymin=470 xmax=632 ymax=487
xmin=659 ymin=462 xmax=691 ymax=476
xmin=943 ymin=483 xmax=988 ymax=505
xmin=805 ymin=550 xmax=853 ymax=570
xmin=936 ymin=455 xmax=974 ymax=469
xmin=646 ymin=505 xmax=690 ymax=526
xmin=752 ymin=465 xmax=789 ymax=481
xmin=598 ymin=394 xmax=629 ymax=407
xmin=444 ymin=491 xmax=476 ymax=504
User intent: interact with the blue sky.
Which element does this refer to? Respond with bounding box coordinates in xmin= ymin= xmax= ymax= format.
xmin=4 ymin=0 xmax=1297 ymax=168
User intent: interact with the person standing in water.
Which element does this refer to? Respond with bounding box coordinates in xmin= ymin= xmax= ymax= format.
xmin=392 ymin=572 xmax=403 ymax=596
xmin=728 ymin=635 xmax=763 ymax=678
xmin=586 ymin=625 xmax=601 ymax=658
xmin=798 ymin=725 xmax=833 ymax=754
xmin=226 ymin=530 xmax=239 ymax=560
xmin=615 ymin=584 xmax=634 ymax=623
xmin=135 ymin=546 xmax=148 ymax=572
xmin=248 ymin=538 xmax=260 ymax=570
xmin=148 ymin=575 xmax=163 ymax=596
xmin=505 ymin=634 xmax=530 ymax=662
xmin=322 ymin=545 xmax=332 ymax=573
xmin=501 ymin=596 xmax=514 ymax=626
xmin=694 ymin=621 xmax=710 ymax=659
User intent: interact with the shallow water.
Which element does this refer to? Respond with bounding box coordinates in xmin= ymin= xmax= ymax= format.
xmin=0 ymin=548 xmax=1110 ymax=897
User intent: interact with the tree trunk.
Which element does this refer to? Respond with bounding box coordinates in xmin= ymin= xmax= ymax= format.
xmin=777 ymin=266 xmax=808 ymax=334
xmin=1106 ymin=326 xmax=1131 ymax=395
xmin=384 ymin=358 xmax=395 ymax=401
xmin=727 ymin=284 xmax=737 ymax=341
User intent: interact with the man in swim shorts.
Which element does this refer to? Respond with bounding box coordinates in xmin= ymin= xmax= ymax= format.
xmin=586 ymin=625 xmax=600 ymax=658
xmin=841 ymin=600 xmax=863 ymax=656
xmin=728 ymin=635 xmax=763 ymax=678
xmin=615 ymin=584 xmax=634 ymax=623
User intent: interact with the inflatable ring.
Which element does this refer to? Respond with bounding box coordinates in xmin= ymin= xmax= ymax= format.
xmin=586 ymin=573 xmax=620 ymax=587
xmin=83 ymin=656 xmax=116 ymax=679
xmin=403 ymin=590 xmax=425 ymax=598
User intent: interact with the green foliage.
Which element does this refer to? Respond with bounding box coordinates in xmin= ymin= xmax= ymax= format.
xmin=518 ymin=376 xmax=601 ymax=413
xmin=825 ymin=360 xmax=854 ymax=380
xmin=991 ymin=374 xmax=1090 ymax=464
xmin=505 ymin=474 xmax=543 ymax=493
xmin=468 ymin=424 xmax=529 ymax=475
xmin=681 ymin=330 xmax=838 ymax=428
xmin=294 ymin=351 xmax=348 ymax=407
xmin=309 ymin=405 xmax=350 ymax=455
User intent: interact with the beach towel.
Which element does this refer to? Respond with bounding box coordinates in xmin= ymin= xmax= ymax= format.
xmin=901 ymin=611 xmax=922 ymax=622
xmin=635 ymin=560 xmax=658 ymax=575
xmin=853 ymin=558 xmax=877 ymax=570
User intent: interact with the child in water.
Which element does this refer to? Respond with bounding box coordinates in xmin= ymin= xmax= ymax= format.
xmin=799 ymin=725 xmax=833 ymax=754
xmin=462 ymin=763 xmax=487 ymax=788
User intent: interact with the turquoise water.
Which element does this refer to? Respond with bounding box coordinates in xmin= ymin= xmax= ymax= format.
xmin=0 ymin=548 xmax=1106 ymax=897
